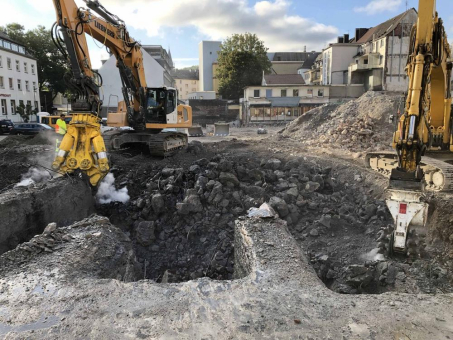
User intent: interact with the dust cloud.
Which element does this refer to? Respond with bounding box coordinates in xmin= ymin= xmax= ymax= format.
xmin=15 ymin=167 xmax=52 ymax=187
xmin=96 ymin=173 xmax=130 ymax=204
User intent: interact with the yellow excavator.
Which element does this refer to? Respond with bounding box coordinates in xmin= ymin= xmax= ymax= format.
xmin=50 ymin=0 xmax=192 ymax=186
xmin=367 ymin=0 xmax=453 ymax=255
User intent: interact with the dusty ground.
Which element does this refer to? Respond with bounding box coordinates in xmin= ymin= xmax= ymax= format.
xmin=0 ymin=105 xmax=452 ymax=338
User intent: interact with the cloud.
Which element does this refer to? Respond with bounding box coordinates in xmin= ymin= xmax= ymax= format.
xmin=99 ymin=0 xmax=338 ymax=52
xmin=354 ymin=0 xmax=403 ymax=14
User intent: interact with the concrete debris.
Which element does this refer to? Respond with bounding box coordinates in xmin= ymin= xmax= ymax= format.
xmin=248 ymin=203 xmax=276 ymax=218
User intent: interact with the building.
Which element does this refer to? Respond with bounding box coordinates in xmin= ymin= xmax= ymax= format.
xmin=322 ymin=34 xmax=361 ymax=85
xmin=0 ymin=32 xmax=40 ymax=122
xmin=268 ymin=50 xmax=320 ymax=75
xmin=172 ymin=69 xmax=199 ymax=100
xmin=243 ymin=73 xmax=364 ymax=123
xmin=98 ymin=47 xmax=169 ymax=116
xmin=199 ymin=41 xmax=221 ymax=92
xmin=304 ymin=54 xmax=323 ymax=85
xmin=297 ymin=52 xmax=321 ymax=77
xmin=142 ymin=45 xmax=175 ymax=87
xmin=348 ymin=8 xmax=417 ymax=91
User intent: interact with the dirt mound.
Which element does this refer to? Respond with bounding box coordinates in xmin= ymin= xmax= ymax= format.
xmin=281 ymin=91 xmax=403 ymax=152
xmin=0 ymin=134 xmax=54 ymax=148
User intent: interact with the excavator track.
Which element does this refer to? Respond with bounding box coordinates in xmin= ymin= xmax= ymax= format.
xmin=103 ymin=130 xmax=188 ymax=157
xmin=366 ymin=151 xmax=453 ymax=192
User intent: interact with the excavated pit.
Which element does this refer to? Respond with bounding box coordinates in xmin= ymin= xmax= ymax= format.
xmin=94 ymin=142 xmax=453 ymax=293
xmin=1 ymin=135 xmax=452 ymax=294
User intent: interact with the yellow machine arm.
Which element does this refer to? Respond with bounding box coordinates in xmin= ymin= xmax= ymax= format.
xmin=391 ymin=0 xmax=452 ymax=188
xmin=51 ymin=0 xmax=150 ymax=185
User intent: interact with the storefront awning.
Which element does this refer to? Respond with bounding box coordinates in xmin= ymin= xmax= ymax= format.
xmin=268 ymin=97 xmax=300 ymax=107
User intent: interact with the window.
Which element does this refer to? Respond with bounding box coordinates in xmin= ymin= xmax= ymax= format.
xmin=19 ymin=100 xmax=24 ymax=108
xmin=1 ymin=99 xmax=7 ymax=115
xmin=11 ymin=100 xmax=16 ymax=115
xmin=0 ymin=56 xmax=2 ymax=68
xmin=380 ymin=39 xmax=384 ymax=47
xmin=192 ymin=88 xmax=196 ymax=92
xmin=25 ymin=81 xmax=29 ymax=91
xmin=11 ymin=44 xmax=18 ymax=52
xmin=33 ymin=82 xmax=36 ymax=91
xmin=180 ymin=80 xmax=182 ymax=84
xmin=8 ymin=78 xmax=13 ymax=90
xmin=293 ymin=89 xmax=299 ymax=97
xmin=253 ymin=89 xmax=260 ymax=97
xmin=379 ymin=56 xmax=383 ymax=65
xmin=31 ymin=64 xmax=35 ymax=74
xmin=318 ymin=89 xmax=324 ymax=97
xmin=34 ymin=101 xmax=38 ymax=110
xmin=281 ymin=89 xmax=287 ymax=97
xmin=364 ymin=58 xmax=369 ymax=65
xmin=307 ymin=89 xmax=313 ymax=96
xmin=27 ymin=100 xmax=31 ymax=108
xmin=24 ymin=62 xmax=28 ymax=73
xmin=192 ymin=80 xmax=197 ymax=84
xmin=3 ymin=41 xmax=11 ymax=49
xmin=18 ymin=46 xmax=25 ymax=54
xmin=185 ymin=84 xmax=188 ymax=88
xmin=0 ymin=76 xmax=3 ymax=89
xmin=7 ymin=58 xmax=11 ymax=70
xmin=17 ymin=79 xmax=22 ymax=91
xmin=16 ymin=60 xmax=20 ymax=72
xmin=266 ymin=89 xmax=272 ymax=97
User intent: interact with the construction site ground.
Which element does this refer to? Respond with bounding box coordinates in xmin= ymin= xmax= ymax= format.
xmin=0 ymin=93 xmax=452 ymax=339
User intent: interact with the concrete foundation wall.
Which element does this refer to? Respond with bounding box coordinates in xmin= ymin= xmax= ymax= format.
xmin=0 ymin=179 xmax=94 ymax=254
xmin=329 ymin=85 xmax=365 ymax=99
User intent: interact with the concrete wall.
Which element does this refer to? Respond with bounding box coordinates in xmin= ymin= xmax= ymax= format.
xmin=329 ymin=85 xmax=365 ymax=99
xmin=98 ymin=48 xmax=165 ymax=117
xmin=0 ymin=179 xmax=94 ymax=254
xmin=189 ymin=99 xmax=237 ymax=125
xmin=199 ymin=41 xmax=221 ymax=91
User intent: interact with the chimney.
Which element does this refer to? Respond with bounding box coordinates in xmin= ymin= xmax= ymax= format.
xmin=355 ymin=28 xmax=369 ymax=41
xmin=338 ymin=37 xmax=344 ymax=43
xmin=344 ymin=34 xmax=349 ymax=43
xmin=304 ymin=46 xmax=307 ymax=52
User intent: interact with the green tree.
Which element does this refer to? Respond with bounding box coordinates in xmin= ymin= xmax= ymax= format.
xmin=216 ymin=33 xmax=272 ymax=100
xmin=16 ymin=102 xmax=33 ymax=123
xmin=0 ymin=23 xmax=67 ymax=100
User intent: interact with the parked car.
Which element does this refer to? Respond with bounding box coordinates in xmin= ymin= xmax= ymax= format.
xmin=0 ymin=120 xmax=14 ymax=134
xmin=10 ymin=123 xmax=55 ymax=135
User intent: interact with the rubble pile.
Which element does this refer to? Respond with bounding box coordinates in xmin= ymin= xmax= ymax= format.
xmin=281 ymin=91 xmax=403 ymax=152
xmin=0 ymin=215 xmax=141 ymax=281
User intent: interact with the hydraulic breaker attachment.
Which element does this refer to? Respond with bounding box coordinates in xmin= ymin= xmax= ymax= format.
xmin=52 ymin=113 xmax=110 ymax=186
xmin=385 ymin=188 xmax=428 ymax=255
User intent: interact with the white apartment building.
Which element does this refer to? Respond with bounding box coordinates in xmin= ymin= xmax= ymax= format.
xmin=322 ymin=41 xmax=361 ymax=85
xmin=0 ymin=32 xmax=40 ymax=123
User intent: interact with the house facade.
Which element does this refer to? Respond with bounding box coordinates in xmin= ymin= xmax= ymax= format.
xmin=142 ymin=45 xmax=175 ymax=87
xmin=348 ymin=8 xmax=417 ymax=91
xmin=322 ymin=40 xmax=361 ymax=85
xmin=199 ymin=41 xmax=221 ymax=92
xmin=0 ymin=32 xmax=40 ymax=122
xmin=172 ymin=69 xmax=199 ymax=100
xmin=242 ymin=74 xmax=364 ymax=123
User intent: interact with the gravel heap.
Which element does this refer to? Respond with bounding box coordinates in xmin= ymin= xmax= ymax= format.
xmin=281 ymin=91 xmax=404 ymax=152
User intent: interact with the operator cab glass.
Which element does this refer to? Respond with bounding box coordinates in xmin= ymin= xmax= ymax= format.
xmin=145 ymin=88 xmax=177 ymax=124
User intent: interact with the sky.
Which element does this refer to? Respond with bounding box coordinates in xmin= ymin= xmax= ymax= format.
xmin=1 ymin=0 xmax=453 ymax=69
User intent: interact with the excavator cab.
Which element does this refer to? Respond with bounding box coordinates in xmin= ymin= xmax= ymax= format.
xmin=145 ymin=88 xmax=176 ymax=124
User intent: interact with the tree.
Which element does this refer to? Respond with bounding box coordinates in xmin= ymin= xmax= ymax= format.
xmin=216 ymin=33 xmax=272 ymax=100
xmin=0 ymin=23 xmax=67 ymax=100
xmin=16 ymin=102 xmax=33 ymax=123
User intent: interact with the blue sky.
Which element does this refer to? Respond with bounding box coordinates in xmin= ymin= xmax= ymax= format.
xmin=2 ymin=0 xmax=453 ymax=69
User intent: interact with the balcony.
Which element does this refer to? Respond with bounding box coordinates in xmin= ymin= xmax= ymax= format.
xmin=349 ymin=53 xmax=381 ymax=72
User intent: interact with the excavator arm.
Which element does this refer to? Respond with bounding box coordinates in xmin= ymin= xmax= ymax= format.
xmin=392 ymin=0 xmax=452 ymax=187
xmin=384 ymin=0 xmax=452 ymax=255
xmin=51 ymin=0 xmax=149 ymax=186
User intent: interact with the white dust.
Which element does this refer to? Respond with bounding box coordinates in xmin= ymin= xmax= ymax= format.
xmin=96 ymin=173 xmax=130 ymax=204
xmin=15 ymin=167 xmax=52 ymax=187
xmin=361 ymin=248 xmax=385 ymax=262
